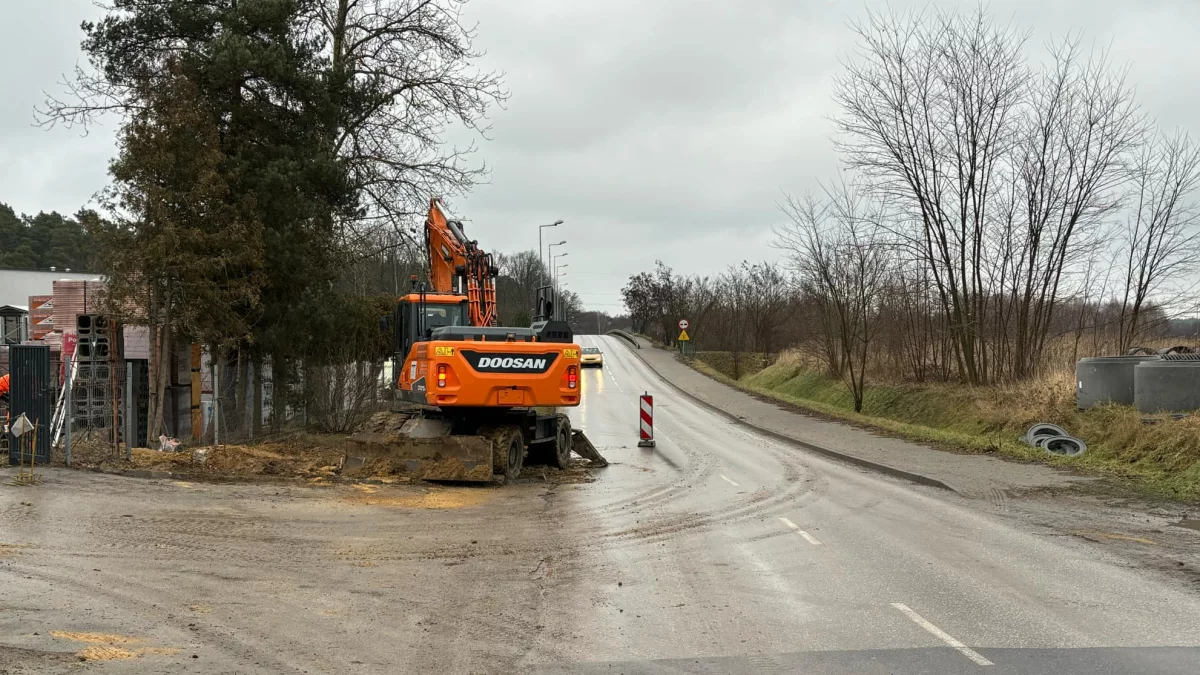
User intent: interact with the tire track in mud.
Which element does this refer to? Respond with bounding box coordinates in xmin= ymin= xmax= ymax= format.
xmin=578 ymin=409 xmax=837 ymax=550
xmin=597 ymin=473 xmax=830 ymax=551
xmin=42 ymin=432 xmax=825 ymax=568
xmin=560 ymin=337 xmax=834 ymax=542
xmin=3 ymin=560 xmax=335 ymax=673
xmin=18 ymin=352 xmax=837 ymax=570
xmin=28 ymin=488 xmax=574 ymax=673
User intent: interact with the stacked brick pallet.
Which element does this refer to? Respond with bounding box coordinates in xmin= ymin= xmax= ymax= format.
xmin=28 ymin=295 xmax=53 ymax=340
xmin=72 ymin=314 xmax=116 ymax=430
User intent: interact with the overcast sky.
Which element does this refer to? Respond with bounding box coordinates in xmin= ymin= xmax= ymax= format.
xmin=3 ymin=1 xmax=1200 ymax=313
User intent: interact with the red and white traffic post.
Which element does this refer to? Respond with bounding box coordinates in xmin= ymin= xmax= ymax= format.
xmin=638 ymin=392 xmax=655 ymax=448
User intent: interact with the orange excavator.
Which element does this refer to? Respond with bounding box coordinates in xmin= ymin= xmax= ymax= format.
xmin=345 ymin=198 xmax=604 ymax=482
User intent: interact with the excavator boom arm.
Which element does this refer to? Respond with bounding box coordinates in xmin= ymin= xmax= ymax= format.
xmin=425 ymin=197 xmax=497 ymax=327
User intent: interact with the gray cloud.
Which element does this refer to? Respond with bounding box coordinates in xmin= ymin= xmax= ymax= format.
xmin=3 ymin=0 xmax=1199 ymax=313
xmin=0 ymin=0 xmax=112 ymax=218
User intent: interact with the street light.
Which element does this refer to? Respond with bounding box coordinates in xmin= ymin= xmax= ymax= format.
xmin=539 ymin=221 xmax=564 ymax=282
xmin=548 ymin=241 xmax=566 ymax=285
xmin=552 ymin=252 xmax=569 ymax=290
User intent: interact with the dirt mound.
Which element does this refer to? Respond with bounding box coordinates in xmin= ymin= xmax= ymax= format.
xmin=67 ymin=435 xmax=348 ymax=481
xmin=359 ymin=409 xmax=420 ymax=433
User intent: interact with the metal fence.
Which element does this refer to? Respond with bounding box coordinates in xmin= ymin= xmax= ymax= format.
xmin=206 ymin=355 xmax=391 ymax=444
xmin=40 ymin=347 xmax=394 ymax=461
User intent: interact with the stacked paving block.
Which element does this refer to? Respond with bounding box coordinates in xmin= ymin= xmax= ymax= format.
xmin=72 ymin=314 xmax=116 ymax=430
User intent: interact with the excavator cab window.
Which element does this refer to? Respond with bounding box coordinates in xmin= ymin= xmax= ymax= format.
xmin=423 ymin=305 xmax=466 ymax=328
xmin=397 ymin=300 xmax=468 ymax=356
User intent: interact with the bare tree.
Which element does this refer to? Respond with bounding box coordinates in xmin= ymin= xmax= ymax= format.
xmin=1010 ymin=37 xmax=1143 ymax=376
xmin=494 ymin=250 xmax=545 ymax=324
xmin=778 ymin=182 xmax=895 ymax=412
xmin=742 ymin=262 xmax=790 ymax=355
xmin=313 ymin=0 xmax=507 ymax=244
xmin=832 ymin=6 xmax=1029 ymax=383
xmin=1118 ymin=129 xmax=1200 ymax=348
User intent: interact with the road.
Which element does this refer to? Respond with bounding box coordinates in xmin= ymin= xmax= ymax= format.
xmin=2 ymin=334 xmax=1200 ymax=673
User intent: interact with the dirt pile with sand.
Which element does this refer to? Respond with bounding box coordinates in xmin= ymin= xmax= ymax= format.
xmin=58 ymin=406 xmax=604 ymax=485
xmin=64 ymin=435 xmax=349 ymax=481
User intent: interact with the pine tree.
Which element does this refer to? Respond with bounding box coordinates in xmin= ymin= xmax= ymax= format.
xmin=98 ymin=66 xmax=265 ymax=437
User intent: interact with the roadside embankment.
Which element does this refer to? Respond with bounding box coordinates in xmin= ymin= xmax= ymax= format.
xmin=688 ymin=350 xmax=1200 ymax=501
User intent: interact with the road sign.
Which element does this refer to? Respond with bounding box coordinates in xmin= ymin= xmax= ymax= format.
xmin=678 ymin=319 xmax=689 ymax=330
xmin=677 ymin=329 xmax=690 ymax=341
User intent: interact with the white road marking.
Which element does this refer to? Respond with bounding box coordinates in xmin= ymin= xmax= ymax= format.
xmin=891 ymin=603 xmax=994 ymax=666
xmin=778 ymin=517 xmax=822 ymax=545
xmin=719 ymin=474 xmax=739 ymax=487
xmin=797 ymin=530 xmax=823 ymax=546
xmin=602 ymin=361 xmax=620 ymax=385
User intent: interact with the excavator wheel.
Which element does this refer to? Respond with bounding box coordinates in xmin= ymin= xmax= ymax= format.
xmin=551 ymin=414 xmax=572 ymax=469
xmin=500 ymin=426 xmax=525 ymax=482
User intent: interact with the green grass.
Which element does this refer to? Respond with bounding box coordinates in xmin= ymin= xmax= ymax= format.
xmin=686 ymin=354 xmax=1200 ymax=502
xmin=693 ymin=351 xmax=773 ymax=380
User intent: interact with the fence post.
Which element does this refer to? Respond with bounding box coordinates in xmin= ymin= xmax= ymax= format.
xmin=125 ymin=360 xmax=133 ymax=461
xmin=65 ymin=353 xmax=73 ymax=466
xmin=213 ymin=360 xmax=220 ymax=446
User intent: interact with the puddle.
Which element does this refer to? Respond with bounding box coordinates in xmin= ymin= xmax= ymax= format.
xmin=1173 ymin=519 xmax=1200 ymax=533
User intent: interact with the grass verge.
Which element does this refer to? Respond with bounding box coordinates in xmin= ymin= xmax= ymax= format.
xmin=684 ymin=354 xmax=1200 ymax=502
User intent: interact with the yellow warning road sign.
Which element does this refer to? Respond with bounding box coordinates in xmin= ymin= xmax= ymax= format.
xmin=678 ymin=329 xmax=690 ymax=341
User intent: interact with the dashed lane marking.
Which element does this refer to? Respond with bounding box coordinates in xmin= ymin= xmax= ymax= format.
xmin=778 ymin=517 xmax=822 ymax=545
xmin=891 ymin=603 xmax=994 ymax=666
xmin=797 ymin=530 xmax=822 ymax=546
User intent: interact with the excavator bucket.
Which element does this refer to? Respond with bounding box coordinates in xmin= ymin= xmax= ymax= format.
xmin=343 ymin=417 xmax=495 ymax=482
xmin=571 ymin=429 xmax=608 ymax=467
xmin=342 ymin=411 xmax=607 ymax=482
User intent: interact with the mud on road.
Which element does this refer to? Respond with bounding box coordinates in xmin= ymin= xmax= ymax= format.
xmin=1 ymin=467 xmax=605 ymax=673
xmin=3 ymin=460 xmax=1199 ymax=674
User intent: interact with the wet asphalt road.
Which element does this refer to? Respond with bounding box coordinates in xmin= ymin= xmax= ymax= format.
xmin=2 ymin=334 xmax=1200 ymax=674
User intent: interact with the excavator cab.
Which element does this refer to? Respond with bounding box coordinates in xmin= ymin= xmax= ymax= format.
xmin=393 ymin=289 xmax=469 ymax=363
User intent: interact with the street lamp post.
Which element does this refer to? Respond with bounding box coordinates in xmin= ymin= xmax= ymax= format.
xmin=538 ymin=220 xmax=563 ymax=283
xmin=552 ymin=252 xmax=569 ymax=291
xmin=555 ymin=264 xmax=570 ymax=292
xmin=548 ymin=243 xmax=566 ymax=284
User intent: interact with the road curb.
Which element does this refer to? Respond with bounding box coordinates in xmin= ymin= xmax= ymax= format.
xmin=616 ymin=339 xmax=957 ymax=493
